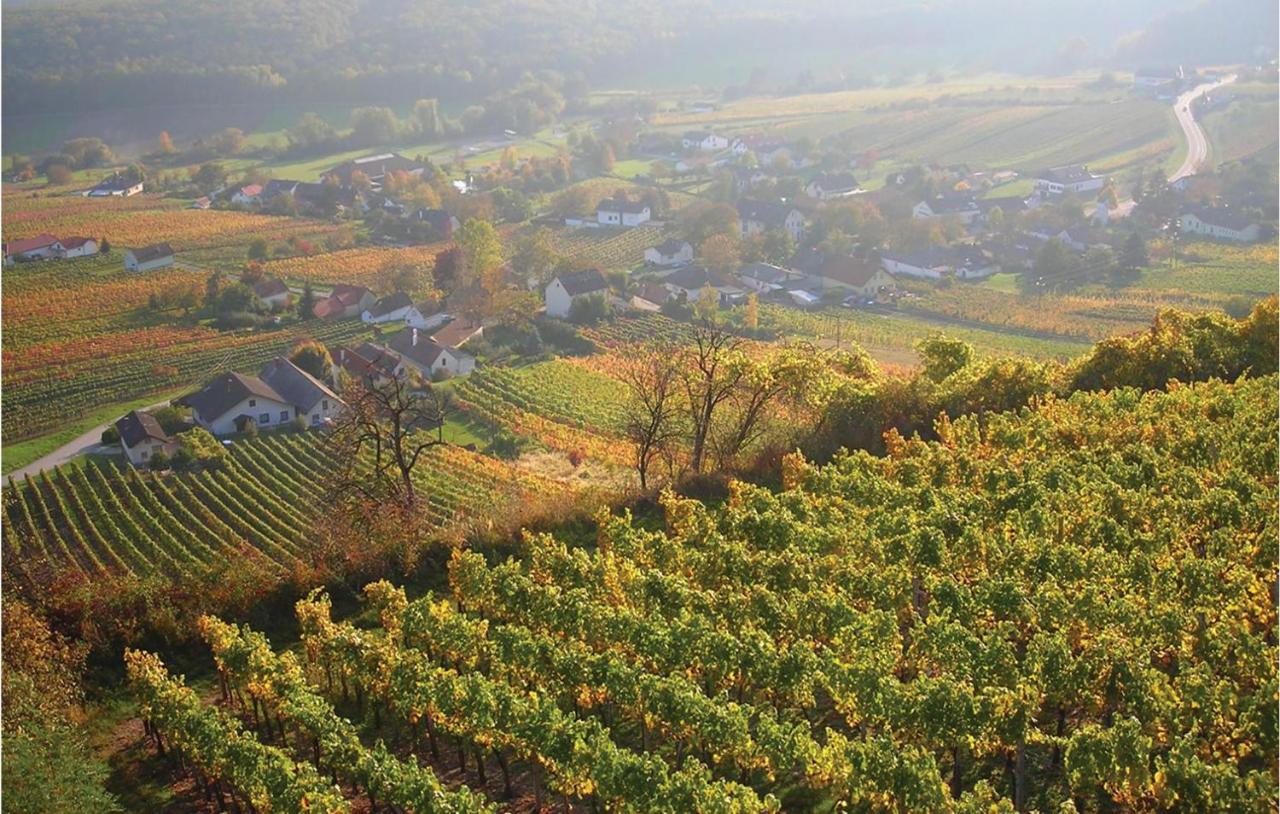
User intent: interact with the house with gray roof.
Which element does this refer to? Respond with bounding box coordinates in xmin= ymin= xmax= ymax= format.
xmin=1179 ymin=207 xmax=1261 ymax=243
xmin=180 ymin=372 xmax=294 ymax=436
xmin=115 ymin=410 xmax=177 ymax=467
xmin=259 ymin=357 xmax=345 ymax=428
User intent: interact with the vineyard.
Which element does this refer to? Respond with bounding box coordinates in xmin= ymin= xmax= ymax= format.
xmin=127 ymin=375 xmax=1278 ymax=812
xmin=4 ymin=432 xmax=568 ymax=581
xmin=3 ymin=317 xmax=373 ymax=441
xmin=259 ymin=242 xmax=453 ymax=286
xmin=579 ymin=312 xmax=697 ymax=347
xmin=549 ymin=225 xmax=664 ymax=270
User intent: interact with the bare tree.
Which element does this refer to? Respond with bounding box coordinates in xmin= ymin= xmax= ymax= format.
xmin=679 ymin=321 xmax=747 ymax=474
xmin=620 ymin=345 xmax=683 ymax=490
xmin=326 ymin=376 xmax=453 ymax=507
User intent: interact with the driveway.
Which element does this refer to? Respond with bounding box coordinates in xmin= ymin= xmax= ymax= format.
xmin=5 ymin=398 xmax=173 ymax=481
xmin=1169 ymin=75 xmax=1236 ymax=183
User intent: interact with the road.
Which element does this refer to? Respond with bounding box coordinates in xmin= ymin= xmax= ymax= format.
xmin=5 ymin=398 xmax=174 ymax=481
xmin=1169 ymin=75 xmax=1236 ymax=183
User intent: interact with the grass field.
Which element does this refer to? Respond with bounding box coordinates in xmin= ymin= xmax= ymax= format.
xmin=1140 ymin=242 xmax=1279 ymax=296
xmin=1202 ymin=89 xmax=1280 ymax=168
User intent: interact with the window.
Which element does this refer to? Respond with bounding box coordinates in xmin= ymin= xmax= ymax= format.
xmin=249 ymin=399 xmax=256 ymax=407
xmin=141 ymin=450 xmax=149 ymax=460
xmin=312 ymin=413 xmax=321 ymax=425
xmin=259 ymin=413 xmax=270 ymax=424
xmin=322 ymin=400 xmax=328 ymax=410
xmin=280 ymin=410 xmax=290 ymax=422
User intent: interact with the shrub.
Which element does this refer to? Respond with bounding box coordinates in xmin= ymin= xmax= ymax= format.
xmin=487 ymin=431 xmax=523 ymax=460
xmin=148 ymin=450 xmax=170 ymax=471
xmin=291 ymin=415 xmax=308 ymax=432
xmin=100 ymin=426 xmax=120 ymax=446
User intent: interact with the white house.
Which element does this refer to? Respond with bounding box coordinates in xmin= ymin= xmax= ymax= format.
xmin=254 ymin=278 xmax=292 ymax=310
xmin=1033 ymin=165 xmax=1106 ymax=196
xmin=182 ymin=372 xmax=297 ymax=436
xmin=259 ymin=357 xmax=345 ymax=428
xmin=913 ymin=195 xmax=981 ymax=223
xmin=730 ymin=138 xmax=750 ymax=155
xmin=805 ymin=173 xmax=862 ymax=200
xmin=597 ymin=198 xmax=651 ymax=227
xmin=404 ymin=303 xmax=451 ymax=331
xmin=3 ymin=234 xmax=63 ymax=265
xmin=387 ymin=328 xmax=476 ymax=378
xmin=58 ymin=236 xmax=98 ymax=259
xmin=1179 ymin=209 xmax=1261 ymax=243
xmin=880 ymin=246 xmax=995 ymax=280
xmin=682 ymin=131 xmax=730 ymax=152
xmin=362 ymin=292 xmax=416 ymax=324
xmin=662 ymin=265 xmax=746 ymax=305
xmin=115 ymin=410 xmax=177 ymax=467
xmin=124 ymin=243 xmax=175 ymax=272
xmin=644 ymin=239 xmax=694 ymax=268
xmin=86 ymin=175 xmax=143 ymax=197
xmin=737 ymin=200 xmax=805 ymax=243
xmin=737 ymin=262 xmax=804 ymax=294
xmin=545 ymin=269 xmax=609 ymax=318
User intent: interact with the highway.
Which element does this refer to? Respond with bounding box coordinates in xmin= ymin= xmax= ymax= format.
xmin=1168 ymin=74 xmax=1236 ymax=183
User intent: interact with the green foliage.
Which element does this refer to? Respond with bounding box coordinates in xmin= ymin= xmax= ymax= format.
xmin=179 ymin=427 xmax=228 ymax=470
xmin=100 ymin=426 xmax=120 ymax=445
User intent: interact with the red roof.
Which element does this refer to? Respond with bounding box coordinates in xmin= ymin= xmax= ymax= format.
xmin=239 ymin=184 xmax=263 ymax=197
xmin=431 ymin=319 xmax=482 ymax=349
xmin=4 ymin=233 xmax=59 ymax=256
xmin=60 ymin=236 xmax=96 ymax=250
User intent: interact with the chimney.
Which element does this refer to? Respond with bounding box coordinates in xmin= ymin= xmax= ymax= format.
xmin=412 ymin=327 xmax=418 ymax=346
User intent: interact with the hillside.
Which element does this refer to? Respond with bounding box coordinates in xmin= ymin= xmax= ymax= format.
xmin=128 ymin=372 xmax=1278 ymax=811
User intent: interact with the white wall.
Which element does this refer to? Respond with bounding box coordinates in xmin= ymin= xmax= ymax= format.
xmin=545 ymin=278 xmax=574 ymax=318
xmin=197 ymin=395 xmax=295 ymax=436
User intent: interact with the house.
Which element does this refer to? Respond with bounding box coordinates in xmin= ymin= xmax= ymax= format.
xmin=387 ymin=328 xmax=476 ymax=378
xmin=644 ymin=239 xmax=693 ymax=268
xmin=737 ymin=200 xmax=805 ymax=243
xmin=1133 ymin=66 xmax=1184 ymax=88
xmin=737 ymin=262 xmax=803 ymax=294
xmin=115 ymin=410 xmax=177 ymax=467
xmin=362 ymin=292 xmax=416 ymax=324
xmin=682 ymin=132 xmax=730 ymax=152
xmin=293 ymin=181 xmax=357 ymax=213
xmin=596 ymin=198 xmax=651 ymax=227
xmin=181 ymin=372 xmax=295 ymax=436
xmin=86 ymin=174 xmax=143 ymax=197
xmin=314 ymin=284 xmax=375 ymax=320
xmin=729 ymin=138 xmax=750 ymax=155
xmin=414 ymin=208 xmax=460 ymax=239
xmin=880 ymin=245 xmax=996 ymax=280
xmin=261 ymin=179 xmax=301 ymax=201
xmin=58 ymin=236 xmax=99 ymax=259
xmin=754 ymin=143 xmax=793 ymax=168
xmin=325 ymin=153 xmax=425 ymax=189
xmin=546 ymin=269 xmax=609 ymax=318
xmin=913 ymin=195 xmax=981 ymax=223
xmin=259 ymin=357 xmax=345 ymax=428
xmin=814 ymin=256 xmax=896 ymax=297
xmin=124 ymin=243 xmax=175 ymax=272
xmin=631 ymin=282 xmax=670 ymax=311
xmin=974 ymin=195 xmax=1040 ymax=223
xmin=1027 ymin=227 xmax=1105 ymax=253
xmin=331 ymin=342 xmax=403 ymax=389
xmin=731 ymin=167 xmax=769 ymax=193
xmin=404 ymin=303 xmax=451 ymax=331
xmin=662 ymin=265 xmax=746 ymax=305
xmin=1179 ymin=208 xmax=1261 ymax=243
xmin=190 ymin=196 xmax=212 ymax=210
xmin=805 ymin=172 xmax=862 ymax=200
xmin=1033 ymin=165 xmax=1105 ymax=196
xmin=230 ymin=184 xmax=264 ymax=205
xmin=431 ymin=318 xmax=483 ymax=350
xmin=3 ymin=234 xmax=62 ymax=265
xmin=254 ymin=278 xmax=292 ymax=310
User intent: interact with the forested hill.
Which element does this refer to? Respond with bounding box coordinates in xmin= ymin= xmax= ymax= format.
xmin=3 ymin=0 xmax=1274 ymax=121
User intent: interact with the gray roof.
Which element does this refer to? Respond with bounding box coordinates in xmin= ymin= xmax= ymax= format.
xmin=598 ymin=197 xmax=649 ymax=215
xmin=388 ymin=329 xmax=450 ymax=369
xmin=262 ymin=179 xmax=300 ymax=199
xmin=115 ymin=410 xmax=170 ymax=448
xmin=92 ymin=174 xmax=138 ymax=192
xmin=555 ymin=268 xmax=608 ymax=297
xmin=921 ymin=195 xmax=979 ymax=215
xmin=652 ymin=238 xmax=691 ymax=255
xmin=738 ymin=262 xmax=793 ymax=284
xmin=1186 ymin=207 xmax=1256 ymax=230
xmin=183 ymin=372 xmax=286 ymax=422
xmin=367 ymin=291 xmax=413 ymax=317
xmin=259 ymin=357 xmax=343 ymax=414
xmin=129 ymin=243 xmax=174 ymax=263
xmin=737 ymin=199 xmax=798 ymax=227
xmin=809 ymin=172 xmax=860 ymax=192
xmin=1039 ymin=165 xmax=1096 ymax=183
xmin=254 ymin=278 xmax=290 ymax=299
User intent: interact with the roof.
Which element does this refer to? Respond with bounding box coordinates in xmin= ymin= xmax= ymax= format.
xmin=388 ymin=329 xmax=451 ymax=369
xmin=738 ymin=262 xmax=794 ymax=284
xmin=663 ymin=265 xmax=737 ymax=291
xmin=882 ymin=246 xmax=955 ymax=269
xmin=431 ymin=318 xmax=482 ymax=349
xmin=333 ymin=343 xmax=401 ymax=379
xmin=182 ymin=372 xmax=286 ymax=422
xmin=635 ymin=282 xmax=671 ymax=305
xmin=115 ymin=410 xmax=170 ymax=448
xmin=554 ymin=268 xmax=608 ymax=297
xmin=237 ymin=184 xmax=263 ymax=197
xmin=817 ymin=256 xmax=888 ymax=287
xmin=415 ymin=208 xmax=455 ymax=231
xmin=331 ymin=284 xmax=372 ymax=300
xmin=4 ymin=233 xmax=60 ymax=256
xmin=128 ymin=243 xmax=174 ymax=263
xmin=259 ymin=357 xmax=343 ymax=413
xmin=254 ymin=278 xmax=290 ymax=299
xmin=651 ymin=238 xmax=691 ymax=255
xmin=367 ymin=292 xmax=414 ymax=317
xmin=737 ymin=199 xmax=798 ymax=227
xmin=60 ymin=236 xmax=96 ymax=250
xmin=597 ymin=197 xmax=649 ymax=215
xmin=262 ymin=179 xmax=300 ymax=198
xmin=92 ymin=174 xmax=138 ymax=192
xmin=1039 ymin=165 xmax=1097 ymax=184
xmin=919 ymin=195 xmax=979 ymax=215
xmin=328 ymin=153 xmax=424 ymax=184
xmin=809 ymin=172 xmax=860 ymax=192
xmin=1185 ymin=207 xmax=1257 ymax=230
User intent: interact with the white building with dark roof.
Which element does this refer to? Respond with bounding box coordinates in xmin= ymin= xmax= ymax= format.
xmin=596 ymin=198 xmax=651 ymax=227
xmin=1032 ymin=165 xmax=1106 ymax=196
xmin=115 ymin=410 xmax=177 ymax=467
xmin=1179 ymin=208 xmax=1261 ymax=243
xmin=181 ymin=372 xmax=295 ymax=436
xmin=545 ymin=269 xmax=609 ymax=318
